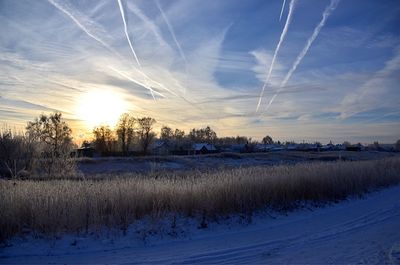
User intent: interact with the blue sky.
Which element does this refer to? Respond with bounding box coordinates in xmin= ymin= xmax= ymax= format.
xmin=0 ymin=0 xmax=399 ymax=143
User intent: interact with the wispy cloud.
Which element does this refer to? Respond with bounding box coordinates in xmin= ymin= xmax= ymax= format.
xmin=48 ymin=0 xmax=114 ymax=53
xmin=109 ymin=66 xmax=166 ymax=98
xmin=1 ymin=0 xmax=399 ymax=143
xmin=338 ymin=45 xmax=400 ymax=119
xmin=155 ymin=0 xmax=187 ymax=65
xmin=125 ymin=1 xmax=169 ymax=49
xmin=250 ymin=49 xmax=285 ymax=88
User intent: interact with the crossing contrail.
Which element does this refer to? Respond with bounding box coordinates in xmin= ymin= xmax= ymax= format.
xmin=116 ymin=0 xmax=190 ymax=101
xmin=117 ymin=0 xmax=141 ymax=67
xmin=279 ymin=0 xmax=287 ymax=21
xmin=264 ymin=0 xmax=340 ymax=112
xmin=109 ymin=66 xmax=165 ymax=99
xmin=126 ymin=2 xmax=168 ymax=48
xmin=155 ymin=0 xmax=187 ymax=64
xmin=48 ymin=0 xmax=113 ymax=52
xmin=117 ymin=0 xmax=163 ymax=99
xmin=255 ymin=0 xmax=297 ymax=112
xmin=50 ymin=0 xmax=173 ymax=101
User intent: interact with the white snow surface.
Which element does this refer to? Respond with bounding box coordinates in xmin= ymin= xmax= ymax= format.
xmin=1 ymin=185 xmax=400 ymax=264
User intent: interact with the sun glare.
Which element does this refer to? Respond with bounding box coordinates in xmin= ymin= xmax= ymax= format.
xmin=76 ymin=90 xmax=128 ymax=129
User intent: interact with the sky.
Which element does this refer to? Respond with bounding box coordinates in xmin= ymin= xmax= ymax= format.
xmin=0 ymin=0 xmax=399 ymax=144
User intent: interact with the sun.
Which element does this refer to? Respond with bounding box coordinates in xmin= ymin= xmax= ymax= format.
xmin=76 ymin=89 xmax=129 ymax=129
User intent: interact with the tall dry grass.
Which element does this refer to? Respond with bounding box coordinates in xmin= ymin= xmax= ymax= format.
xmin=1 ymin=158 xmax=399 ymax=241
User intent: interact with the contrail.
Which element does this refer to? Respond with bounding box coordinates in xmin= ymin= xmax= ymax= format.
xmin=126 ymin=2 xmax=169 ymax=48
xmin=155 ymin=0 xmax=187 ymax=64
xmin=125 ymin=0 xmax=191 ymax=96
xmin=155 ymin=0 xmax=190 ymax=95
xmin=279 ymin=0 xmax=286 ymax=21
xmin=112 ymin=66 xmax=199 ymax=108
xmin=48 ymin=0 xmax=141 ymax=73
xmin=255 ymin=0 xmax=297 ymax=112
xmin=48 ymin=0 xmax=112 ymax=52
xmin=50 ymin=0 xmax=166 ymax=101
xmin=117 ymin=0 xmax=162 ymax=99
xmin=264 ymin=0 xmax=340 ymax=112
xmin=140 ymin=71 xmax=198 ymax=108
xmin=116 ymin=0 xmax=141 ymax=67
xmin=109 ymin=66 xmax=165 ymax=99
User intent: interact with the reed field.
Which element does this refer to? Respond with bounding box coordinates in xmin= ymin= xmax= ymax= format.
xmin=1 ymin=158 xmax=400 ymax=241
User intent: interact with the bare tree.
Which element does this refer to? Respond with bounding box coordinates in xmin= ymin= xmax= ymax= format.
xmin=262 ymin=135 xmax=273 ymax=145
xmin=160 ymin=126 xmax=173 ymax=142
xmin=204 ymin=126 xmax=217 ymax=144
xmin=174 ymin=128 xmax=185 ymax=140
xmin=93 ymin=125 xmax=115 ymax=155
xmin=372 ymin=141 xmax=380 ymax=151
xmin=343 ymin=141 xmax=351 ymax=147
xmin=26 ymin=112 xmax=72 ymax=155
xmin=0 ymin=128 xmax=36 ymax=178
xmin=137 ymin=117 xmax=156 ymax=155
xmin=26 ymin=112 xmax=75 ymax=177
xmin=116 ymin=113 xmax=135 ymax=156
xmin=189 ymin=126 xmax=217 ymax=144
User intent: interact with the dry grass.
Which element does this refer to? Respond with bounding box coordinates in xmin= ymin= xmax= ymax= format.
xmin=1 ymin=158 xmax=400 ymax=241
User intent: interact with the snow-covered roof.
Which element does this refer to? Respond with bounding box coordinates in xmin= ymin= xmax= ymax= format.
xmin=192 ymin=143 xmax=217 ymax=151
xmin=255 ymin=144 xmax=278 ymax=150
xmin=151 ymin=140 xmax=170 ymax=149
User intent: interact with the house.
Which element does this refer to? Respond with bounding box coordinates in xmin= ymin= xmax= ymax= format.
xmin=254 ymin=144 xmax=284 ymax=152
xmin=334 ymin=144 xmax=346 ymax=151
xmin=374 ymin=144 xmax=395 ymax=152
xmin=191 ymin=143 xmax=218 ymax=154
xmin=285 ymin=143 xmax=319 ymax=152
xmin=271 ymin=146 xmax=285 ymax=151
xmin=302 ymin=143 xmax=319 ymax=151
xmin=255 ymin=144 xmax=271 ymax=152
xmin=75 ymin=146 xmax=95 ymax=157
xmin=346 ymin=143 xmax=364 ymax=151
xmin=226 ymin=144 xmax=247 ymax=153
xmin=382 ymin=144 xmax=395 ymax=152
xmin=321 ymin=144 xmax=335 ymax=151
xmin=151 ymin=140 xmax=172 ymax=156
xmin=286 ymin=143 xmax=299 ymax=151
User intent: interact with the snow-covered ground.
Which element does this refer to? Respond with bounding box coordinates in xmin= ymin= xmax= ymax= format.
xmin=77 ymin=151 xmax=399 ymax=175
xmin=2 ymin=185 xmax=400 ymax=264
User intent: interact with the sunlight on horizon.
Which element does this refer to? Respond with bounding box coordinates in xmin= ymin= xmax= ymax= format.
xmin=75 ymin=89 xmax=129 ymax=130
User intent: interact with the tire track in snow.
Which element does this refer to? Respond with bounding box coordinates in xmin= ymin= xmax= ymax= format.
xmin=2 ymin=186 xmax=400 ymax=264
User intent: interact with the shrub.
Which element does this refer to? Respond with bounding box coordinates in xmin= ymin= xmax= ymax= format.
xmin=0 ymin=128 xmax=36 ymax=178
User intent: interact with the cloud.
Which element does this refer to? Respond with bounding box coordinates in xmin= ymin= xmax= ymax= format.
xmin=126 ymin=1 xmax=170 ymax=49
xmin=186 ymin=24 xmax=232 ymax=85
xmin=47 ymin=0 xmax=115 ymax=53
xmin=1 ymin=0 xmax=399 ymax=143
xmin=250 ymin=49 xmax=285 ymax=88
xmin=339 ymin=45 xmax=400 ymax=119
xmin=155 ymin=0 xmax=187 ymax=65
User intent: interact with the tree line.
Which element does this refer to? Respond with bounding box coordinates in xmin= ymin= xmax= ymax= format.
xmin=0 ymin=111 xmax=247 ymax=178
xmin=91 ymin=114 xmax=156 ymax=156
xmin=89 ymin=113 xmax=258 ymax=156
xmin=1 ymin=111 xmax=400 ymax=178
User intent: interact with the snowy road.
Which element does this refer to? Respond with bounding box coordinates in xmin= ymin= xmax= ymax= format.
xmin=2 ymin=185 xmax=400 ymax=264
